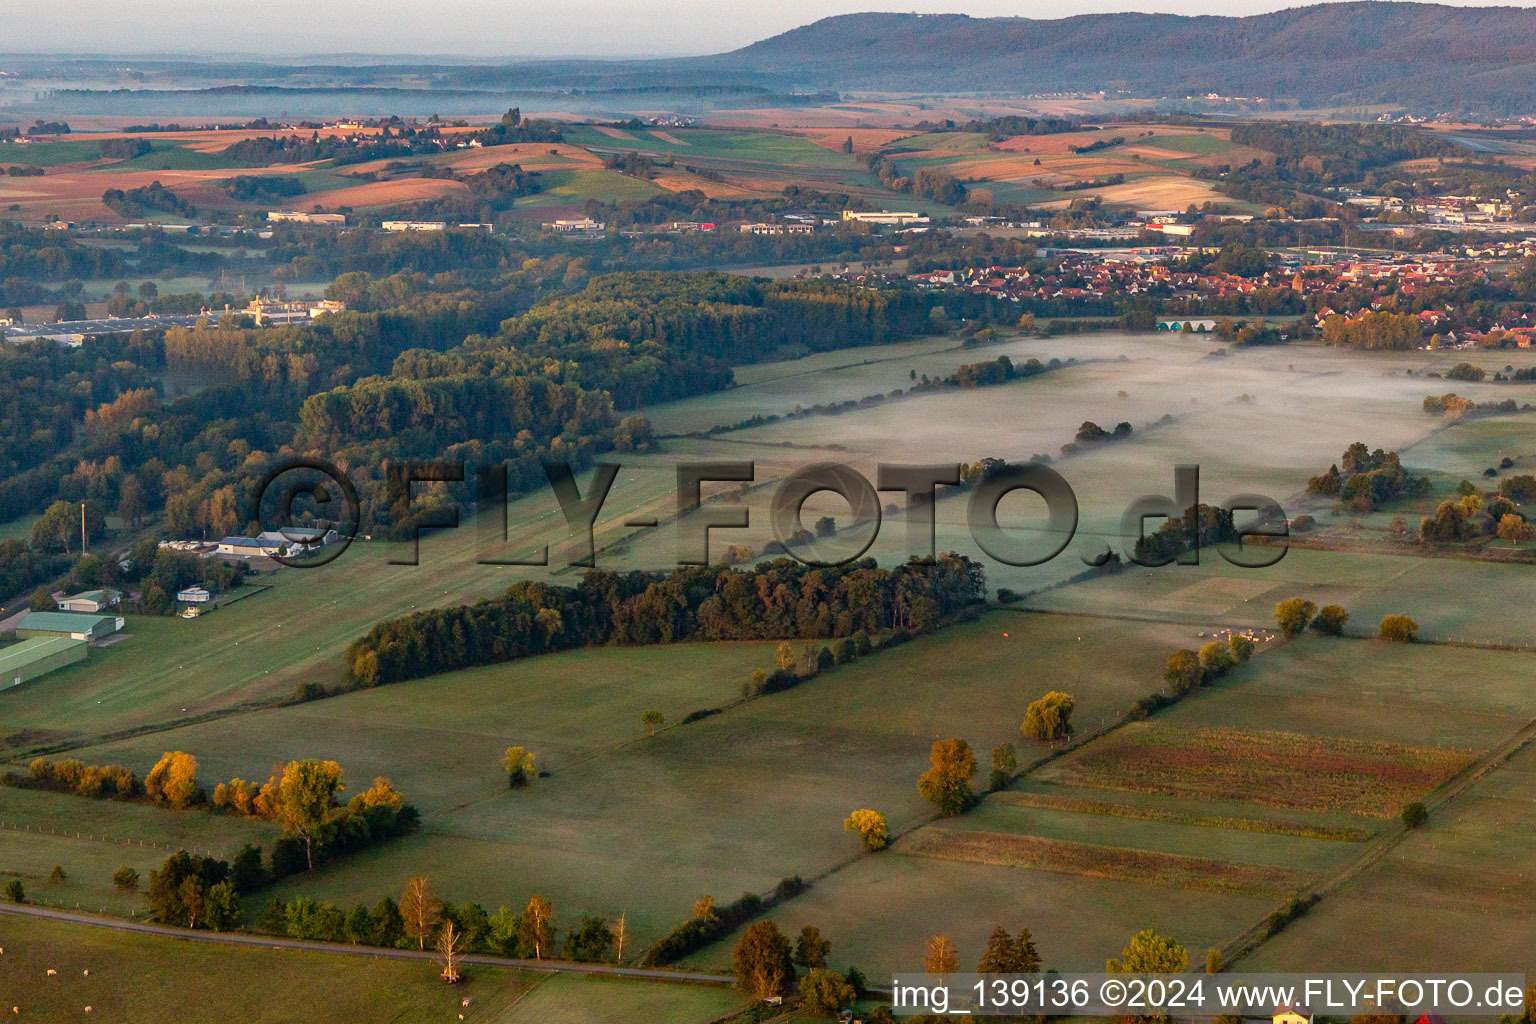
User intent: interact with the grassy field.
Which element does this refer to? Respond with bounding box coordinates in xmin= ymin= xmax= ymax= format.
xmin=690 ymin=621 xmax=1536 ymax=973
xmin=683 ymin=848 xmax=1274 ymax=973
xmin=0 ymin=140 xmax=106 ymax=166
xmin=515 ymin=166 xmax=667 ymax=207
xmin=0 ymin=787 xmax=277 ymax=916
xmin=0 ymin=458 xmax=692 ymax=749
xmin=0 ymin=913 xmax=544 ymax=1022
xmin=1132 ymin=132 xmax=1234 ymax=156
xmin=499 ymin=973 xmax=746 ymax=1024
xmin=50 ymin=610 xmax=1185 ymax=949
xmin=108 ymin=143 xmax=241 ymax=171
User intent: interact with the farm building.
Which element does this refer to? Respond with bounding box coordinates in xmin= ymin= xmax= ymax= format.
xmin=216 ymin=536 xmax=281 ymax=557
xmin=1157 ymin=319 xmax=1218 ymax=331
xmin=57 ymin=588 xmax=121 ymax=613
xmin=15 ymin=611 xmax=123 ymax=642
xmin=176 ymin=586 xmax=211 ymax=603
xmin=0 ymin=636 xmax=86 ymax=687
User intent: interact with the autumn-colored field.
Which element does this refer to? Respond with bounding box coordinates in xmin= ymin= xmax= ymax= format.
xmin=647 ymin=172 xmax=764 ymax=198
xmin=790 ymin=127 xmax=922 ymax=153
xmin=903 ymin=826 xmax=1313 ymax=898
xmin=303 ymin=176 xmax=470 ymax=210
xmin=993 ymin=130 xmax=1122 ymax=156
xmin=1044 ymin=725 xmax=1475 ymax=818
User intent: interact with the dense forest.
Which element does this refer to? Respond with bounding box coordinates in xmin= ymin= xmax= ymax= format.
xmin=0 ymin=269 xmax=938 ymax=582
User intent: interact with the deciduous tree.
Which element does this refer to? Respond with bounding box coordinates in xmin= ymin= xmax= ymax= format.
xmin=401 ymin=875 xmax=443 ymax=951
xmin=799 ymin=968 xmax=856 ymax=1015
xmin=1107 ymin=928 xmax=1187 ymax=973
xmin=923 ymin=934 xmax=959 ymax=975
xmin=794 ymin=925 xmax=831 ymax=969
xmin=144 ymin=751 xmax=200 ymax=810
xmin=502 ymin=746 xmax=535 ymax=787
xmin=1022 ymin=691 xmax=1075 ymax=741
xmin=843 ymin=809 xmax=890 ymax=851
xmin=518 ymin=894 xmax=555 ymax=959
xmin=734 ymin=919 xmax=795 ymax=999
xmin=917 ymin=738 xmax=976 ymax=816
xmin=1274 ymin=598 xmax=1316 ymax=637
xmin=275 ymin=759 xmax=343 ymax=870
xmin=1311 ymin=605 xmax=1349 ymax=636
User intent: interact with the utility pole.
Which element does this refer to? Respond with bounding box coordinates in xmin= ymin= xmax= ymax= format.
xmin=81 ymin=503 xmax=87 ymax=553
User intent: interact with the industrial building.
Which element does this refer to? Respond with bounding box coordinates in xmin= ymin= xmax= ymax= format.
xmin=15 ymin=611 xmax=123 ymax=642
xmin=0 ymin=636 xmax=86 ymax=687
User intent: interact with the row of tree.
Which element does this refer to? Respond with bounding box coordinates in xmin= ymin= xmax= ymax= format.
xmin=348 ymin=555 xmax=986 ymax=688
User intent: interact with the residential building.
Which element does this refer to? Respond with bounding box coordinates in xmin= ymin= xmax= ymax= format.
xmin=1274 ymin=1004 xmax=1313 ymax=1024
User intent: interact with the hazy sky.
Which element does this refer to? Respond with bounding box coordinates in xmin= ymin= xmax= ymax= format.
xmin=7 ymin=0 xmax=1531 ymax=58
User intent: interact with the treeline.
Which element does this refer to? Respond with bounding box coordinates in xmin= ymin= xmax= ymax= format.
xmin=225 ymin=175 xmax=306 ymax=204
xmin=1228 ymin=122 xmax=1462 ymax=184
xmin=1320 ymin=311 xmax=1423 ymax=350
xmin=347 ymin=555 xmax=987 ymax=688
xmin=402 ymin=162 xmax=541 ymax=222
xmin=15 ymin=753 xmax=420 ymax=887
xmin=0 ymin=222 xmax=129 ymax=282
xmin=102 ymin=181 xmax=197 ymax=218
xmin=220 ymin=124 xmax=449 ymax=168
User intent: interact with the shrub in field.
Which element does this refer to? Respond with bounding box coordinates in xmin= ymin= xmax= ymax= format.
xmin=1379 ymin=614 xmax=1419 ymax=642
xmin=1274 ymin=598 xmax=1317 ymax=636
xmin=1402 ymin=801 xmax=1428 ymax=828
xmin=988 ymin=742 xmax=1017 ymax=791
xmin=1311 ymin=604 xmax=1349 ymax=636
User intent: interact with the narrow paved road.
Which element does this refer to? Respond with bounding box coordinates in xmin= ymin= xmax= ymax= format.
xmin=0 ymin=902 xmax=735 ymax=985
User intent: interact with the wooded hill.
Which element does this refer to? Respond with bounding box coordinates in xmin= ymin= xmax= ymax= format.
xmin=699 ymin=3 xmax=1536 ymax=114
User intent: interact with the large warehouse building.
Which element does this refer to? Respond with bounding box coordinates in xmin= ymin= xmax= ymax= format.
xmin=15 ymin=611 xmax=123 ymax=642
xmin=0 ymin=636 xmax=87 ymax=687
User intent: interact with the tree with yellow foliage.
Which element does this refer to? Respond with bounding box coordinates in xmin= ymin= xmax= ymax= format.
xmin=145 ymin=751 xmax=200 ymax=809
xmin=275 ymin=759 xmax=344 ymax=871
xmin=502 ymin=746 xmax=536 ymax=787
xmin=843 ymin=809 xmax=890 ymax=851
